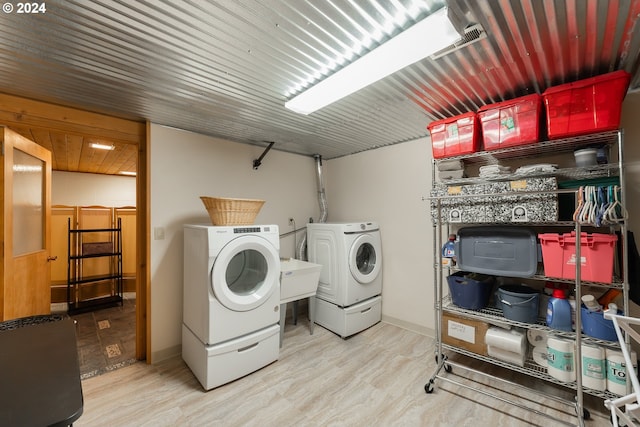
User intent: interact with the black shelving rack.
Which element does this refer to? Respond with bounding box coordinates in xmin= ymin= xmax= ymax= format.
xmin=67 ymin=217 xmax=123 ymax=314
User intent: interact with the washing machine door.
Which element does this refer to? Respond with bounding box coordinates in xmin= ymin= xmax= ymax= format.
xmin=349 ymin=233 xmax=381 ymax=284
xmin=211 ymin=235 xmax=279 ymax=312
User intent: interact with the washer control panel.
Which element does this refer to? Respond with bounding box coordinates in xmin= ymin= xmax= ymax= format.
xmin=233 ymin=226 xmax=262 ymax=233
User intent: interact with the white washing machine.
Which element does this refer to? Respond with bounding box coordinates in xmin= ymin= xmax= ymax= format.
xmin=306 ymin=222 xmax=382 ymax=338
xmin=182 ymin=224 xmax=281 ymax=390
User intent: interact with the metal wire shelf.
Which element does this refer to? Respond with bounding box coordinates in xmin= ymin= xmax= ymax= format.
xmin=439 ymin=163 xmax=620 ymax=186
xmin=440 ymin=295 xmax=622 ymax=348
xmin=434 ymin=130 xmax=620 ymax=165
xmin=441 ymin=344 xmax=619 ymax=401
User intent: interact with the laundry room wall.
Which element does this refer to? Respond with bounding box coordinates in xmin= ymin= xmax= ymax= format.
xmin=620 ymin=92 xmax=640 ymax=229
xmin=619 ymin=92 xmax=640 ymax=326
xmin=149 ymin=124 xmax=321 ymax=362
xmin=324 ymin=139 xmax=434 ymax=336
xmin=52 ymin=171 xmax=136 ymax=207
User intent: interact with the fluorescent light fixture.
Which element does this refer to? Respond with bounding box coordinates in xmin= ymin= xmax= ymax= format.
xmin=285 ymin=7 xmax=460 ymax=115
xmin=119 ymin=171 xmax=136 ymax=176
xmin=90 ymin=142 xmax=115 ymax=150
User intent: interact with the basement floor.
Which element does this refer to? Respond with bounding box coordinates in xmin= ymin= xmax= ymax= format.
xmin=54 ymin=293 xmax=137 ymax=379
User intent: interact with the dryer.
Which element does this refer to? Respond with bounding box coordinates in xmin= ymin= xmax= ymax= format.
xmin=306 ymin=222 xmax=382 ymax=337
xmin=182 ymin=224 xmax=281 ymax=390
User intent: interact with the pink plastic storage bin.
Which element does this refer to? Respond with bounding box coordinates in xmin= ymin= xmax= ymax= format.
xmin=538 ymin=232 xmax=618 ymax=283
xmin=428 ymin=112 xmax=480 ymax=158
xmin=478 ymin=94 xmax=542 ymax=150
xmin=543 ymin=70 xmax=630 ymax=139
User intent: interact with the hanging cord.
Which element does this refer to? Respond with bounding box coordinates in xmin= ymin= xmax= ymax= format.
xmin=291 ymin=218 xmax=297 ymax=258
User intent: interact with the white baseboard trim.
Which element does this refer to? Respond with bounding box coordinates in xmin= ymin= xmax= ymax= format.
xmin=381 ymin=315 xmax=435 ymax=339
xmin=152 ymin=344 xmax=182 ymax=364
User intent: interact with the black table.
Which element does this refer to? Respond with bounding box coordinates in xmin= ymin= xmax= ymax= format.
xmin=0 ymin=316 xmax=83 ymax=426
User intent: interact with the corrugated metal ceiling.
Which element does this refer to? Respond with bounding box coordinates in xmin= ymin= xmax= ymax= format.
xmin=1 ymin=0 xmax=639 ymax=174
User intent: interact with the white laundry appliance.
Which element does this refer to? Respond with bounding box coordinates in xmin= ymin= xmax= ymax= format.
xmin=306 ymin=222 xmax=382 ymax=338
xmin=182 ymin=224 xmax=281 ymax=390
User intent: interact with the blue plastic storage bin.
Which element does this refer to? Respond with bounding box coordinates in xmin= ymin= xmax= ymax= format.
xmin=581 ymin=306 xmax=620 ymax=341
xmin=447 ymin=271 xmax=495 ymax=310
xmin=497 ymin=284 xmax=540 ymax=324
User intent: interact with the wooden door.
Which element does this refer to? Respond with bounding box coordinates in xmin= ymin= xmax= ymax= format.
xmin=1 ymin=127 xmax=52 ymax=321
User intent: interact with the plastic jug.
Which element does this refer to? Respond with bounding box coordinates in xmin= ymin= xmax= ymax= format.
xmin=582 ymin=294 xmax=602 ymax=312
xmin=441 ymin=234 xmax=456 ymax=267
xmin=546 ymin=289 xmax=572 ymax=332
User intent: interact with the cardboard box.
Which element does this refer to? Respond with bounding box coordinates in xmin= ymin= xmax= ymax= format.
xmin=485 ymin=177 xmax=558 ymax=223
xmin=441 ymin=312 xmax=489 ymax=356
xmin=430 ymin=183 xmax=487 ymax=224
xmin=82 ymin=241 xmax=113 ymax=255
xmin=431 ymin=177 xmax=557 ymax=224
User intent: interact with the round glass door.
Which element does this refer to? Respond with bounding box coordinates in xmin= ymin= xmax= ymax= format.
xmin=349 ymin=234 xmax=381 ymax=284
xmin=211 ymin=235 xmax=279 ymax=311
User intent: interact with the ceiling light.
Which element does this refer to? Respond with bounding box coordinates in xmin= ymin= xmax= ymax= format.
xmin=119 ymin=171 xmax=136 ymax=176
xmin=13 ymin=164 xmax=42 ymax=173
xmin=285 ymin=7 xmax=460 ymax=115
xmin=90 ymin=143 xmax=115 ymax=150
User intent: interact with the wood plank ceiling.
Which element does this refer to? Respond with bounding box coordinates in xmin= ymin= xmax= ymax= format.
xmin=10 ymin=126 xmax=138 ymax=176
xmin=0 ymin=0 xmax=639 ymax=176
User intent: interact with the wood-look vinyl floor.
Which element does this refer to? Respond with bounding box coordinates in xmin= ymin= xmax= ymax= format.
xmin=77 ymin=319 xmax=613 ymax=427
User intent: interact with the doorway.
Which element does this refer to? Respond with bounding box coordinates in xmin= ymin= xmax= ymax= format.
xmin=0 ymin=93 xmax=149 ymax=365
xmin=51 ymin=203 xmax=138 ymax=377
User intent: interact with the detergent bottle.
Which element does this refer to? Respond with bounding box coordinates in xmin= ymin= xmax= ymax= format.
xmin=441 ymin=234 xmax=456 ymax=267
xmin=546 ymin=289 xmax=572 ymax=332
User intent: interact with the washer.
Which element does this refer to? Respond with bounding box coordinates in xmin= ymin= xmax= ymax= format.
xmin=306 ymin=222 xmax=382 ymax=337
xmin=307 ymin=222 xmax=382 ymax=306
xmin=182 ymin=224 xmax=281 ymax=390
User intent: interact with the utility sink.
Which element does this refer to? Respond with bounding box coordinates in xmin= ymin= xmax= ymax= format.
xmin=279 ymin=258 xmax=322 ymax=303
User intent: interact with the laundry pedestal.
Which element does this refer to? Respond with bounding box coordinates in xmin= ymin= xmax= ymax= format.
xmin=279 ymin=259 xmax=322 ymax=346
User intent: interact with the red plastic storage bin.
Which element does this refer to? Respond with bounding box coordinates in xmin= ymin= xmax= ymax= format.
xmin=543 ymin=70 xmax=630 ymax=139
xmin=538 ymin=232 xmax=618 ymax=283
xmin=478 ymin=94 xmax=542 ymax=150
xmin=428 ymin=112 xmax=480 ymax=158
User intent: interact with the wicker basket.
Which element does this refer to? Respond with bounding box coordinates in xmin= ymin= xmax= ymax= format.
xmin=200 ymin=197 xmax=265 ymax=225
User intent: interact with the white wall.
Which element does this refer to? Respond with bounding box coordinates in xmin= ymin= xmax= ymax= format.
xmin=620 ymin=92 xmax=640 ymax=227
xmin=52 ymin=170 xmax=136 ymax=207
xmin=149 ymin=124 xmax=321 ymax=361
xmin=324 ymin=139 xmax=434 ymax=334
